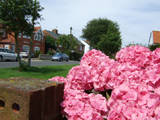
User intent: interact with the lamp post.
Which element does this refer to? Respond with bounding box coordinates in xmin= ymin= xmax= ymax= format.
xmin=70 ymin=27 xmax=72 ymax=49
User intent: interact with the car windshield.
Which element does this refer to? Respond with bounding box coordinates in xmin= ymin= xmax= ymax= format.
xmin=54 ymin=53 xmax=62 ymax=56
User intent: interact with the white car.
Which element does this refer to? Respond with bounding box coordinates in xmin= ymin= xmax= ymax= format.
xmin=20 ymin=51 xmax=35 ymax=58
xmin=0 ymin=47 xmax=21 ymax=61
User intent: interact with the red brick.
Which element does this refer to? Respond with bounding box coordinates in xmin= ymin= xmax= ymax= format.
xmin=0 ymin=77 xmax=64 ymax=120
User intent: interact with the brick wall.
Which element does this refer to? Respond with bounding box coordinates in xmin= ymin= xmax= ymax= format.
xmin=0 ymin=77 xmax=64 ymax=120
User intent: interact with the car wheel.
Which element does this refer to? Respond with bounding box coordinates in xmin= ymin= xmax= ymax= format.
xmin=66 ymin=59 xmax=69 ymax=62
xmin=59 ymin=58 xmax=62 ymax=62
xmin=51 ymin=59 xmax=54 ymax=61
xmin=0 ymin=56 xmax=3 ymax=62
xmin=16 ymin=57 xmax=18 ymax=61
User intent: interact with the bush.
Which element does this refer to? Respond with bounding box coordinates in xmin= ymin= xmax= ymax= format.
xmin=20 ymin=60 xmax=30 ymax=71
xmin=148 ymin=43 xmax=160 ymax=51
xmin=34 ymin=50 xmax=42 ymax=58
xmin=47 ymin=48 xmax=56 ymax=55
xmin=70 ymin=52 xmax=82 ymax=60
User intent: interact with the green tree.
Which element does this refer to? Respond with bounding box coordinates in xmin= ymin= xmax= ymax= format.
xmin=45 ymin=36 xmax=57 ymax=54
xmin=0 ymin=0 xmax=43 ymax=69
xmin=27 ymin=0 xmax=44 ymax=66
xmin=0 ymin=0 xmax=34 ymax=70
xmin=148 ymin=43 xmax=160 ymax=51
xmin=81 ymin=18 xmax=122 ymax=57
xmin=56 ymin=34 xmax=78 ymax=52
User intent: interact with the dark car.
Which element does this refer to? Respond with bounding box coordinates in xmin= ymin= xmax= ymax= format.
xmin=51 ymin=53 xmax=69 ymax=62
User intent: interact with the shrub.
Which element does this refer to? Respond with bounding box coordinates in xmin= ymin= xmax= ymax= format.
xmin=148 ymin=43 xmax=160 ymax=51
xmin=70 ymin=52 xmax=82 ymax=60
xmin=34 ymin=50 xmax=42 ymax=58
xmin=20 ymin=60 xmax=30 ymax=71
xmin=47 ymin=48 xmax=56 ymax=55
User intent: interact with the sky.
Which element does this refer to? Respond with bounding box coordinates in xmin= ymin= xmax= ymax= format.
xmin=38 ymin=0 xmax=160 ymax=47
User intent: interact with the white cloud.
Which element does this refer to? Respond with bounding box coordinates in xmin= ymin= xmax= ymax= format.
xmin=38 ymin=0 xmax=160 ymax=47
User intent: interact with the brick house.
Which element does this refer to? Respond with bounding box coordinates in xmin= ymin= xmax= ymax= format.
xmin=148 ymin=31 xmax=160 ymax=45
xmin=43 ymin=29 xmax=84 ymax=54
xmin=0 ymin=26 xmax=45 ymax=54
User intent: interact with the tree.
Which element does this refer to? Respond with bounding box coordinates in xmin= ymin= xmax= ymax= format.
xmin=148 ymin=43 xmax=160 ymax=51
xmin=0 ymin=0 xmax=43 ymax=69
xmin=45 ymin=36 xmax=57 ymax=54
xmin=27 ymin=0 xmax=44 ymax=66
xmin=81 ymin=18 xmax=122 ymax=57
xmin=0 ymin=0 xmax=34 ymax=70
xmin=56 ymin=34 xmax=78 ymax=52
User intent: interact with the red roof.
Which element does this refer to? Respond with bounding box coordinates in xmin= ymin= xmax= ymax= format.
xmin=0 ymin=38 xmax=12 ymax=43
xmin=34 ymin=26 xmax=41 ymax=33
xmin=153 ymin=31 xmax=160 ymax=44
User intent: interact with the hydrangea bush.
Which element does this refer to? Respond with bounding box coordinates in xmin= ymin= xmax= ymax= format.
xmin=49 ymin=45 xmax=160 ymax=120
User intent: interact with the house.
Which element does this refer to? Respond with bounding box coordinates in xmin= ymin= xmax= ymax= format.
xmin=43 ymin=29 xmax=84 ymax=54
xmin=0 ymin=26 xmax=45 ymax=53
xmin=149 ymin=31 xmax=160 ymax=45
xmin=81 ymin=40 xmax=90 ymax=54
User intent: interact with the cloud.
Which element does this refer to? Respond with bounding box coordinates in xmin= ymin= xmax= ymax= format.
xmin=38 ymin=0 xmax=160 ymax=47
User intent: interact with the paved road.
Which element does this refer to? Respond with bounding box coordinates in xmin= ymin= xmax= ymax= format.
xmin=0 ymin=59 xmax=80 ymax=68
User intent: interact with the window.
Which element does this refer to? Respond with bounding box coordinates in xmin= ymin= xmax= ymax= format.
xmin=34 ymin=33 xmax=38 ymax=40
xmin=11 ymin=45 xmax=15 ymax=52
xmin=41 ymin=36 xmax=44 ymax=42
xmin=27 ymin=36 xmax=30 ymax=39
xmin=38 ymin=33 xmax=41 ymax=41
xmin=80 ymin=46 xmax=82 ymax=50
xmin=23 ymin=45 xmax=29 ymax=51
xmin=23 ymin=34 xmax=27 ymax=38
xmin=2 ymin=31 xmax=5 ymax=37
xmin=34 ymin=47 xmax=40 ymax=52
xmin=18 ymin=33 xmax=21 ymax=38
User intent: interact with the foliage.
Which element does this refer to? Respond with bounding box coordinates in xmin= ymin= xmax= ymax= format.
xmin=34 ymin=50 xmax=42 ymax=58
xmin=125 ymin=43 xmax=147 ymax=47
xmin=0 ymin=0 xmax=44 ymax=70
xmin=63 ymin=50 xmax=72 ymax=58
xmin=81 ymin=18 xmax=122 ymax=56
xmin=70 ymin=52 xmax=82 ymax=60
xmin=45 ymin=36 xmax=57 ymax=54
xmin=47 ymin=48 xmax=56 ymax=55
xmin=0 ymin=64 xmax=78 ymax=79
xmin=20 ymin=60 xmax=30 ymax=71
xmin=26 ymin=0 xmax=44 ymax=66
xmin=148 ymin=43 xmax=160 ymax=51
xmin=56 ymin=34 xmax=78 ymax=52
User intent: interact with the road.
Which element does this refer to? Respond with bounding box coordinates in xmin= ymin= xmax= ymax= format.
xmin=0 ymin=59 xmax=80 ymax=68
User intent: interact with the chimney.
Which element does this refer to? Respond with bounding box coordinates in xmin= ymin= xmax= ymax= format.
xmin=52 ymin=29 xmax=58 ymax=34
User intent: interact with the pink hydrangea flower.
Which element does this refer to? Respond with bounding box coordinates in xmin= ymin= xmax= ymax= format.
xmin=67 ymin=65 xmax=93 ymax=91
xmin=80 ymin=49 xmax=110 ymax=69
xmin=116 ymin=45 xmax=153 ymax=68
xmin=48 ymin=46 xmax=160 ymax=120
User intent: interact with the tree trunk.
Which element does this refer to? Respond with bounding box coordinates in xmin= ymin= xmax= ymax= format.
xmin=28 ymin=34 xmax=33 ymax=66
xmin=14 ymin=33 xmax=22 ymax=70
xmin=28 ymin=18 xmax=35 ymax=66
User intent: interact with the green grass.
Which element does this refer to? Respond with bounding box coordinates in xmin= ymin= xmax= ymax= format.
xmin=0 ymin=64 xmax=78 ymax=79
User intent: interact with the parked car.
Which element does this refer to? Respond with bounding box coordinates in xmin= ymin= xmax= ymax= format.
xmin=51 ymin=53 xmax=69 ymax=62
xmin=0 ymin=47 xmax=21 ymax=61
xmin=20 ymin=51 xmax=35 ymax=58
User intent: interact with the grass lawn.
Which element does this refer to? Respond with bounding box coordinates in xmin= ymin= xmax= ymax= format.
xmin=0 ymin=64 xmax=78 ymax=80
